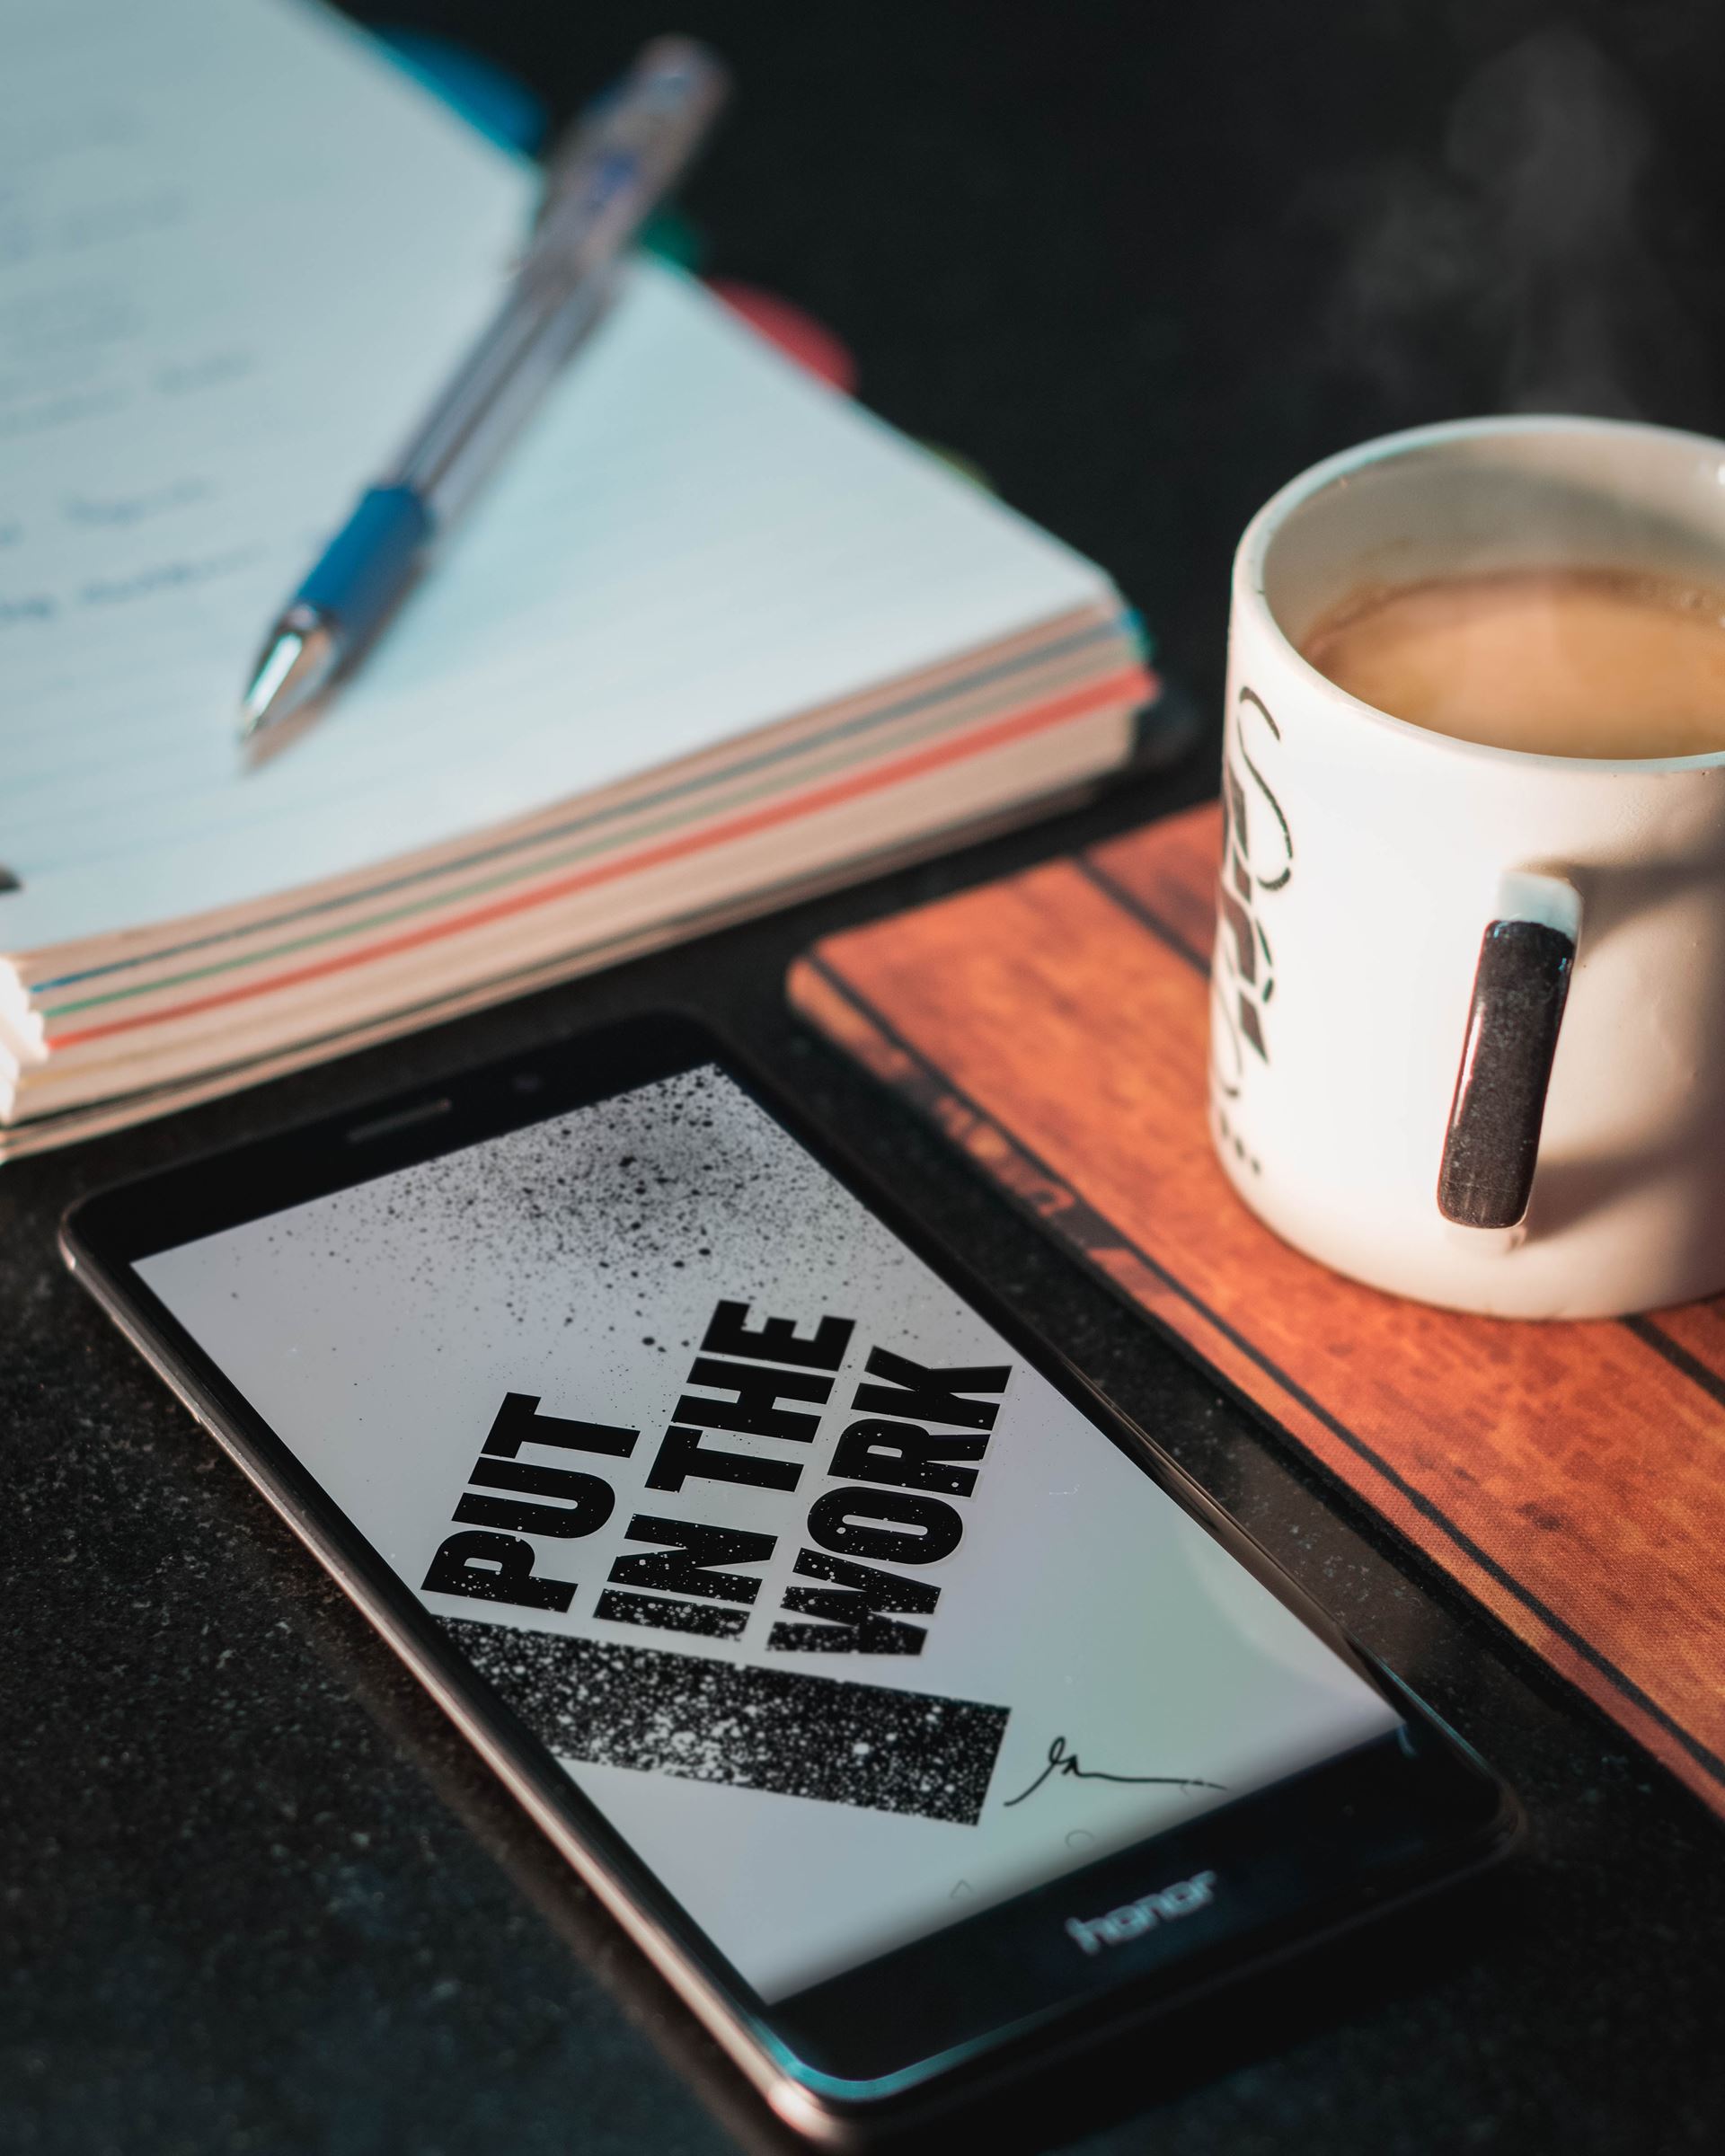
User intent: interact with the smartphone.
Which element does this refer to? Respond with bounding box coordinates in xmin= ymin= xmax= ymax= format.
xmin=62 ymin=1013 xmax=1517 ymax=2140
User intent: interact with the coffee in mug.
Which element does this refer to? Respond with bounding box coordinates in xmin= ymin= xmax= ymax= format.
xmin=1213 ymin=416 xmax=1725 ymax=1319
xmin=1299 ymin=567 xmax=1725 ymax=759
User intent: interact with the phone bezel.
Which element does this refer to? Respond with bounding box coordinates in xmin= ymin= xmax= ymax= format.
xmin=61 ymin=1010 xmax=1519 ymax=2138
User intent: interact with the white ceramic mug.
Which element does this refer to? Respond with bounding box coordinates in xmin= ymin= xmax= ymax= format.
xmin=1211 ymin=414 xmax=1725 ymax=1319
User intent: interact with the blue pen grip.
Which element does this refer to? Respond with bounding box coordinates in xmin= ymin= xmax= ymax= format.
xmin=297 ymin=485 xmax=432 ymax=645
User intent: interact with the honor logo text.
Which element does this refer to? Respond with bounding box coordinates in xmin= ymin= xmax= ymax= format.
xmin=1063 ymin=1868 xmax=1218 ymax=1956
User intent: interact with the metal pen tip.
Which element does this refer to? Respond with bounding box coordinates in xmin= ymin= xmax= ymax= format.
xmin=240 ymin=606 xmax=339 ymax=740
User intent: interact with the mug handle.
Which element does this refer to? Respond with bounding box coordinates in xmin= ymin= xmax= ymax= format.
xmin=1438 ymin=873 xmax=1581 ymax=1231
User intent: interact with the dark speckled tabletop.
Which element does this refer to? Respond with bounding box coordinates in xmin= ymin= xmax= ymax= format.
xmin=8 ymin=3 xmax=1725 ymax=2151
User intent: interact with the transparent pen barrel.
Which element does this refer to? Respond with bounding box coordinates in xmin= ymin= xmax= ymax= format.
xmin=386 ymin=274 xmax=611 ymax=527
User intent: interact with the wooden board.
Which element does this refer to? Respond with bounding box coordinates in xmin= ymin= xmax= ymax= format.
xmin=788 ymin=801 xmax=1725 ymax=1818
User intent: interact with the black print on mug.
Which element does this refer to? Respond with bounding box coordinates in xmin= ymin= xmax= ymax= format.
xmin=1212 ymin=687 xmax=1293 ymax=1127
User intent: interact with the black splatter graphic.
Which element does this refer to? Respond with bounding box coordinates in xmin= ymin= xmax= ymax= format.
xmin=248 ymin=1066 xmax=932 ymax=1362
xmin=446 ymin=1616 xmax=1009 ymax=1825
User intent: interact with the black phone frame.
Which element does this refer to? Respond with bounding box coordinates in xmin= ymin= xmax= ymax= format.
xmin=61 ymin=1010 xmax=1520 ymax=2142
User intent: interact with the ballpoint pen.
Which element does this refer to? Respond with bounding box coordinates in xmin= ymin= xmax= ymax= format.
xmin=239 ymin=36 xmax=729 ymax=747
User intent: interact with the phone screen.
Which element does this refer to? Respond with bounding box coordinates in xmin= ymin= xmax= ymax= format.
xmin=134 ymin=1061 xmax=1401 ymax=2003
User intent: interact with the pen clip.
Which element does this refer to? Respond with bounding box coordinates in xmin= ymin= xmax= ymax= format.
xmin=531 ymin=38 xmax=729 ymax=255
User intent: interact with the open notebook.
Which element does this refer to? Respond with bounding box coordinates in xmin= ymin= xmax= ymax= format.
xmin=0 ymin=0 xmax=1154 ymax=1156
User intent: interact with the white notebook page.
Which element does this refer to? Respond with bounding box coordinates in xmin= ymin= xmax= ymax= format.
xmin=1 ymin=0 xmax=1110 ymax=953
